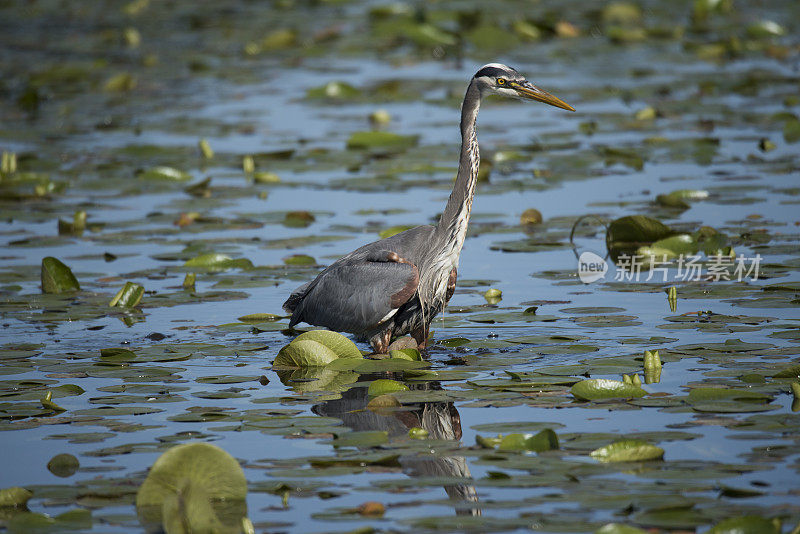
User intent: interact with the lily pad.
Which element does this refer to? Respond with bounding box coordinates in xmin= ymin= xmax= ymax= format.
xmin=293 ymin=330 xmax=362 ymax=359
xmin=41 ymin=257 xmax=80 ymax=293
xmin=571 ymin=379 xmax=647 ymax=401
xmin=706 ymin=515 xmax=779 ymax=534
xmin=498 ymin=429 xmax=560 ymax=452
xmin=0 ymin=486 xmax=33 ymax=507
xmin=346 ymin=131 xmax=418 ymax=151
xmin=607 ymin=215 xmax=674 ymax=250
xmin=47 ymin=453 xmax=79 ymax=477
xmin=274 ymin=340 xmax=339 ymax=368
xmin=590 ymin=440 xmax=664 ymax=462
xmin=136 ymin=442 xmax=248 ymax=534
xmin=109 ymin=281 xmax=144 ymax=307
xmin=184 ymin=253 xmax=253 ymax=271
xmin=367 ymin=379 xmax=409 ymax=397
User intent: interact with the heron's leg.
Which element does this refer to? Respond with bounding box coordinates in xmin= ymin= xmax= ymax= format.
xmin=411 ymin=326 xmax=429 ymax=349
xmin=445 ymin=267 xmax=458 ymax=303
xmin=369 ymin=329 xmax=392 ymax=354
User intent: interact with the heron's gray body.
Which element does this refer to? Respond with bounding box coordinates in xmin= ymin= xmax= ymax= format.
xmin=283 ymin=64 xmax=573 ymax=352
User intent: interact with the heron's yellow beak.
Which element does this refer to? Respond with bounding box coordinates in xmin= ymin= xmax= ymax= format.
xmin=511 ymin=81 xmax=575 ymax=112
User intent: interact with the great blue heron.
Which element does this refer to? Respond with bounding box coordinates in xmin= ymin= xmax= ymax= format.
xmin=284 ymin=63 xmax=574 ymax=353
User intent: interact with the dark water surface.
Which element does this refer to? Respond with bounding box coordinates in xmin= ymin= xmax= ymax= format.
xmin=1 ymin=1 xmax=799 ymax=532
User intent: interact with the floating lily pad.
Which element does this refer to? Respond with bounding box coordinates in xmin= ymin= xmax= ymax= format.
xmin=184 ymin=253 xmax=253 ymax=271
xmin=293 ymin=330 xmax=362 ymax=359
xmin=274 ymin=340 xmax=339 ymax=368
xmin=0 ymin=486 xmax=32 ymax=507
xmin=136 ymin=442 xmax=248 ymax=533
xmin=590 ymin=440 xmax=664 ymax=462
xmin=367 ymin=379 xmax=409 ymax=397
xmin=706 ymin=515 xmax=779 ymax=534
xmin=47 ymin=453 xmax=79 ymax=477
xmin=571 ymin=379 xmax=647 ymax=401
xmin=607 ymin=215 xmax=674 ymax=250
xmin=109 ymin=281 xmax=144 ymax=307
xmin=41 ymin=257 xmax=80 ymax=294
xmin=346 ymin=131 xmax=418 ymax=151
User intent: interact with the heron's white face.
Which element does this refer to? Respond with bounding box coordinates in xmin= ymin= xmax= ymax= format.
xmin=473 ymin=63 xmax=575 ymax=111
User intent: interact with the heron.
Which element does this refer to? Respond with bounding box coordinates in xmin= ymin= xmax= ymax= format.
xmin=283 ymin=63 xmax=574 ymax=353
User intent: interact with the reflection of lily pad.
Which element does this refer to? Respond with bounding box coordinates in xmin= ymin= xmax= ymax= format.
xmin=136 ymin=442 xmax=247 ymax=534
xmin=276 ymin=367 xmax=358 ymax=394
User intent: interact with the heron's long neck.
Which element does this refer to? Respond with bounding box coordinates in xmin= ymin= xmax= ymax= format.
xmin=435 ymin=81 xmax=481 ymax=257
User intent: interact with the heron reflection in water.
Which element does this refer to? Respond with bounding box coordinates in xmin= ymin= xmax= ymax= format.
xmin=312 ymin=380 xmax=480 ymax=516
xmin=284 ymin=64 xmax=574 ymax=352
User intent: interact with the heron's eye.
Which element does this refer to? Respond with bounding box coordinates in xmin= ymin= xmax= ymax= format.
xmin=497 ymin=79 xmax=506 ymax=86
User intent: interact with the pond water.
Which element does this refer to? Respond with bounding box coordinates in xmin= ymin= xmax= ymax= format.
xmin=1 ymin=1 xmax=799 ymax=532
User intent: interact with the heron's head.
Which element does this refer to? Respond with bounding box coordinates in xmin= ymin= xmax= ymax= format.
xmin=472 ymin=63 xmax=575 ymax=112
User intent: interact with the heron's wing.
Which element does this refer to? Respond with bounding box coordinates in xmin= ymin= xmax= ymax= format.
xmin=287 ymin=255 xmax=419 ymax=334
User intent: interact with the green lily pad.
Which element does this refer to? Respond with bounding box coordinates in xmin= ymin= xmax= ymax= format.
xmin=237 ymin=313 xmax=282 ymax=323
xmin=136 ymin=442 xmax=248 ymax=534
xmin=367 ymin=379 xmax=409 ymax=397
xmin=497 ymin=429 xmax=559 ymax=452
xmin=707 ymin=515 xmax=779 ymax=534
xmin=388 ymin=348 xmax=421 ymax=361
xmin=274 ymin=340 xmax=339 ymax=368
xmin=293 ymin=330 xmax=362 ymax=359
xmin=346 ymin=131 xmax=418 ymax=151
xmin=109 ymin=281 xmax=144 ymax=307
xmin=0 ymin=486 xmax=33 ymax=507
xmin=655 ymin=189 xmax=708 ymax=209
xmin=571 ymin=379 xmax=647 ymax=401
xmin=595 ymin=524 xmax=648 ymax=534
xmin=637 ymin=234 xmax=697 ymax=259
xmin=41 ymin=257 xmax=80 ymax=294
xmin=607 ymin=215 xmax=674 ymax=250
xmin=184 ymin=253 xmax=253 ymax=271
xmin=590 ymin=440 xmax=664 ymax=462
xmin=47 ymin=453 xmax=79 ymax=478
xmin=137 ymin=165 xmax=191 ymax=181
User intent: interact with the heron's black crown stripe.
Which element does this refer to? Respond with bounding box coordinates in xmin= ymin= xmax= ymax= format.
xmin=474 ymin=66 xmax=514 ymax=79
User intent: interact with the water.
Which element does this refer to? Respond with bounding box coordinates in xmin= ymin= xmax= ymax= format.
xmin=1 ymin=1 xmax=799 ymax=532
